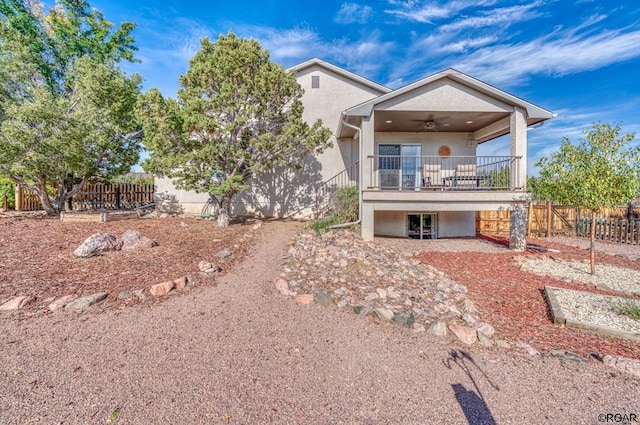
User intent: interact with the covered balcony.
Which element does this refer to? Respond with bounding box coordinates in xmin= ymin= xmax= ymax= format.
xmin=368 ymin=155 xmax=524 ymax=191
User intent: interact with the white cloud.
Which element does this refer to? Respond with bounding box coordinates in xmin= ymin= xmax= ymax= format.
xmin=438 ymin=35 xmax=498 ymax=52
xmin=448 ymin=27 xmax=640 ymax=87
xmin=334 ymin=3 xmax=374 ymax=24
xmin=439 ymin=2 xmax=544 ymax=32
xmin=384 ymin=0 xmax=498 ymax=23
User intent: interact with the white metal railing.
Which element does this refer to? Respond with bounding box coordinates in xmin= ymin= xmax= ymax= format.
xmin=368 ymin=155 xmax=523 ymax=190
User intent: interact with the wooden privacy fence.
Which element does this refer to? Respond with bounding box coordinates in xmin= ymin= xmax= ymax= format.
xmin=577 ymin=218 xmax=640 ymax=245
xmin=15 ymin=183 xmax=155 ymax=212
xmin=476 ymin=203 xmax=578 ymax=236
xmin=477 ymin=201 xmax=640 ymax=242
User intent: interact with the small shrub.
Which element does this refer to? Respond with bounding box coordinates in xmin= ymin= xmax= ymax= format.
xmin=613 ymin=298 xmax=640 ymax=320
xmin=311 ymin=215 xmax=340 ymax=233
xmin=332 ymin=186 xmax=358 ymax=222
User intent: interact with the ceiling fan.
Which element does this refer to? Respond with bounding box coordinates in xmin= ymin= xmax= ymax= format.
xmin=410 ymin=114 xmax=449 ymax=131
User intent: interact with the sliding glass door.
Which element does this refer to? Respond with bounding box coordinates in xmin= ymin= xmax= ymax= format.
xmin=378 ymin=144 xmax=422 ymax=189
xmin=408 ymin=213 xmax=437 ymax=239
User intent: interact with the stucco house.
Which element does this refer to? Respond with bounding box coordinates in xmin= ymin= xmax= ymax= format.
xmin=156 ymin=58 xmax=554 ymax=245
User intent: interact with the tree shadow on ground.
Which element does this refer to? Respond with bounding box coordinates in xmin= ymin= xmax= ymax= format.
xmin=445 ymin=350 xmax=499 ymax=425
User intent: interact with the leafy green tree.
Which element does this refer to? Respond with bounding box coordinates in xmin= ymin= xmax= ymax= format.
xmin=137 ymin=33 xmax=332 ymax=226
xmin=0 ymin=175 xmax=14 ymax=209
xmin=533 ymin=122 xmax=640 ymax=274
xmin=0 ymin=0 xmax=141 ymax=215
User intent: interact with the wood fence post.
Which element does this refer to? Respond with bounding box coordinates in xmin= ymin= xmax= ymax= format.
xmin=15 ymin=185 xmax=22 ymax=212
xmin=546 ymin=201 xmax=551 ymax=237
xmin=527 ymin=202 xmax=533 ymax=237
xmin=2 ymin=194 xmax=7 ymax=211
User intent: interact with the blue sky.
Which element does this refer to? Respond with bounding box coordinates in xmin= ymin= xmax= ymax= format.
xmin=89 ymin=0 xmax=640 ymax=174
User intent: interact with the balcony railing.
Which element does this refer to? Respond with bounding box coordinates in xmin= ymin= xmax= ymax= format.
xmin=368 ymin=155 xmax=523 ymax=191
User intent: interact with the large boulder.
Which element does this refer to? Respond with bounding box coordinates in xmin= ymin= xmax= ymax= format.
xmin=120 ymin=230 xmax=158 ymax=251
xmin=73 ymin=233 xmax=122 ymax=258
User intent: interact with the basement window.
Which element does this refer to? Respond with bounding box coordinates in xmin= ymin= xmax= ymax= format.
xmin=311 ymin=75 xmax=320 ymax=88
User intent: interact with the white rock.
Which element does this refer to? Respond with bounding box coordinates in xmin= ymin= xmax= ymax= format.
xmin=374 ymin=308 xmax=394 ymax=321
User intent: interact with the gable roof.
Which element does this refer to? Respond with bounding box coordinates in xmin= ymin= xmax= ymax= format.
xmin=343 ymin=68 xmax=554 ymax=121
xmin=288 ymin=58 xmax=391 ymax=95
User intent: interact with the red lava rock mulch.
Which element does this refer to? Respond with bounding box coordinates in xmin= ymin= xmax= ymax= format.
xmin=416 ymin=235 xmax=640 ymax=360
xmin=0 ymin=213 xmax=257 ymax=311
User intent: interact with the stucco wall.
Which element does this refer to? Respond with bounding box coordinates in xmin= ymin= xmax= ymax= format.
xmin=378 ymin=78 xmax=511 ymax=113
xmin=374 ymin=210 xmax=475 ymax=238
xmin=375 ymin=132 xmax=476 ymax=156
xmin=438 ymin=211 xmax=476 ymax=237
xmin=296 ymin=65 xmax=383 ymax=180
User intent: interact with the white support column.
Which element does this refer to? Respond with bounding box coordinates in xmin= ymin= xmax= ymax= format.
xmin=510 ymin=107 xmax=527 ymax=190
xmin=360 ymin=114 xmax=375 ymax=190
xmin=361 ymin=202 xmax=375 ymax=241
xmin=360 ymin=113 xmax=375 ymax=241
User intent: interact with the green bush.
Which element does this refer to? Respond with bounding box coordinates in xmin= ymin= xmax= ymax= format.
xmin=310 ymin=186 xmax=359 ymax=233
xmin=0 ymin=177 xmax=15 ymax=209
xmin=332 ymin=186 xmax=359 ymax=222
xmin=311 ymin=215 xmax=340 ymax=233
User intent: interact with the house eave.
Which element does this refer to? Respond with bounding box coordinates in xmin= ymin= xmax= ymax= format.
xmin=343 ymin=68 xmax=555 ymax=122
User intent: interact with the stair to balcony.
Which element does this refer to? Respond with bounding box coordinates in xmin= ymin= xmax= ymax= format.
xmin=314 ymin=161 xmax=359 ymax=219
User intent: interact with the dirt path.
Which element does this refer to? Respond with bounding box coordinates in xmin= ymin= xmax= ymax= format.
xmin=1 ymin=221 xmax=638 ymax=424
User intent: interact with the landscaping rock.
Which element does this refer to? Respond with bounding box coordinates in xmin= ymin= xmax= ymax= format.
xmin=0 ymin=296 xmax=35 ymax=311
xmin=48 ymin=295 xmax=77 ymax=311
xmin=198 ymin=261 xmax=221 ymax=274
xmin=427 ymin=321 xmax=447 ymax=337
xmin=549 ymin=349 xmax=585 ymax=363
xmin=314 ymin=291 xmax=334 ymax=307
xmin=474 ymin=322 xmax=496 ymax=338
xmin=280 ymin=229 xmax=493 ymax=334
xmin=393 ymin=309 xmax=415 ymax=328
xmin=477 ymin=331 xmax=493 ymax=347
xmin=412 ymin=323 xmax=426 ymax=333
xmin=216 ymin=249 xmax=231 ymax=259
xmin=275 ymin=279 xmax=292 ymax=296
xmin=120 ymin=230 xmax=158 ymax=251
xmin=150 ymin=281 xmax=175 ymax=297
xmin=74 ymin=233 xmax=121 ymax=258
xmin=133 ymin=289 xmax=146 ymax=300
xmin=118 ymin=291 xmax=131 ymax=300
xmin=65 ymin=292 xmax=108 ymax=311
xmin=374 ymin=308 xmax=394 ymax=322
xmin=462 ymin=299 xmax=479 ymax=314
xmin=449 ymin=324 xmax=478 ymax=345
xmin=173 ymin=276 xmax=188 ymax=290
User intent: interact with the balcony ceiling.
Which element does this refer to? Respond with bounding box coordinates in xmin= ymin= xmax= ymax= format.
xmin=374 ymin=110 xmax=510 ymax=133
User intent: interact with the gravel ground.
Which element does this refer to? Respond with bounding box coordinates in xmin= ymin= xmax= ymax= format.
xmin=539 ymin=236 xmax=640 ymax=260
xmin=1 ymin=221 xmax=639 ymax=424
xmin=519 ymin=257 xmax=640 ymax=295
xmin=550 ymin=288 xmax=640 ymax=335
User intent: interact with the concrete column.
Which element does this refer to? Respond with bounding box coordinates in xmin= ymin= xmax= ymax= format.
xmin=509 ymin=203 xmax=527 ymax=251
xmin=510 ymin=107 xmax=527 ymax=190
xmin=361 ymin=202 xmax=375 ymax=241
xmin=360 ymin=114 xmax=375 ymax=190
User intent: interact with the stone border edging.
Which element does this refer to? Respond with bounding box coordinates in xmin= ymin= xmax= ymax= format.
xmin=544 ymin=286 xmax=566 ymax=325
xmin=544 ymin=286 xmax=640 ymax=343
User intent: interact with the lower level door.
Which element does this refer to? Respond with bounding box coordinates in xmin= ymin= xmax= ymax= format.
xmin=408 ymin=213 xmax=437 ymax=239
